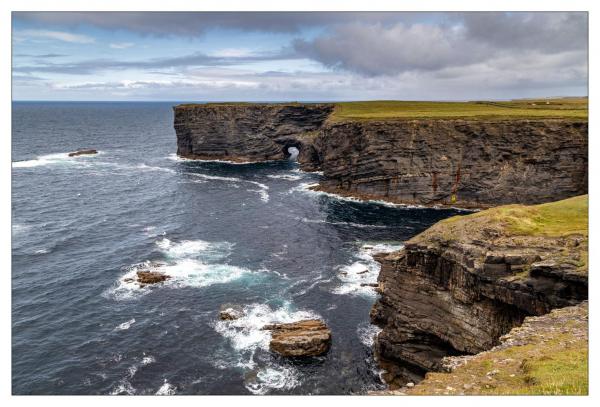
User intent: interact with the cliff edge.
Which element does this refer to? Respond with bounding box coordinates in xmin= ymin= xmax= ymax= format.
xmin=370 ymin=195 xmax=588 ymax=390
xmin=173 ymin=100 xmax=588 ymax=208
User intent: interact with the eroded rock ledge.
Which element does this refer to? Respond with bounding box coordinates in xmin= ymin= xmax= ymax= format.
xmin=369 ymin=195 xmax=588 ymax=388
xmin=173 ymin=103 xmax=587 ymax=207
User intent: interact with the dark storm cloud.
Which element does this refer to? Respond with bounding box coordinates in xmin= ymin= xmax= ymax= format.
xmin=294 ymin=12 xmax=588 ymax=76
xmin=12 ymin=11 xmax=439 ymax=36
xmin=462 ymin=12 xmax=588 ymax=52
xmin=13 ymin=49 xmax=299 ymax=75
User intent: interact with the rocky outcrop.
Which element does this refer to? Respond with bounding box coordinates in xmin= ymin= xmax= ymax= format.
xmin=136 ymin=271 xmax=170 ymax=287
xmin=173 ymin=103 xmax=587 ymax=207
xmin=262 ymin=319 xmax=332 ymax=357
xmin=68 ymin=149 xmax=97 ymax=157
xmin=370 ymin=196 xmax=588 ymax=387
xmin=219 ymin=304 xmax=244 ymax=320
xmin=174 ymin=103 xmax=333 ymax=168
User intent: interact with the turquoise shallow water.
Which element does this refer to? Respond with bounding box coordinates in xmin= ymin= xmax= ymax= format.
xmin=11 ymin=102 xmax=466 ymax=394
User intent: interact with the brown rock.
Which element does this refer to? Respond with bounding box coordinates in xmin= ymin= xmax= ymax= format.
xmin=68 ymin=149 xmax=98 ymax=157
xmin=136 ymin=271 xmax=169 ymax=287
xmin=360 ymin=283 xmax=379 ymax=288
xmin=219 ymin=304 xmax=244 ymax=320
xmin=263 ymin=319 xmax=331 ymax=357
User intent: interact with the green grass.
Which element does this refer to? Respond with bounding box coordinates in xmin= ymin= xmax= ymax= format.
xmin=416 ymin=195 xmax=588 ymax=274
xmin=176 ymin=98 xmax=588 ymax=121
xmin=409 ymin=333 xmax=588 ymax=395
xmin=449 ymin=194 xmax=589 ymax=238
xmin=330 ymin=99 xmax=588 ymax=121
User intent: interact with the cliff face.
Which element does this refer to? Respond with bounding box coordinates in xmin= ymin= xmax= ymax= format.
xmin=312 ymin=119 xmax=588 ymax=207
xmin=173 ymin=104 xmax=587 ymax=207
xmin=369 ymin=196 xmax=588 ymax=387
xmin=174 ymin=104 xmax=334 ymax=165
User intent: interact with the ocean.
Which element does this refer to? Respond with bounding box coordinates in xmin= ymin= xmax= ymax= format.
xmin=11 ymin=101 xmax=466 ymax=395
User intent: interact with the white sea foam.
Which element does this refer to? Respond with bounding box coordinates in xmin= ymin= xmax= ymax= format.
xmin=156 ymin=379 xmax=176 ymax=395
xmin=245 ymin=365 xmax=300 ymax=395
xmin=213 ymin=302 xmax=317 ymax=394
xmin=116 ymin=318 xmax=136 ymax=331
xmin=168 ymin=153 xmax=280 ymax=165
xmin=109 ymin=380 xmax=136 ymax=395
xmin=333 ymin=243 xmax=404 ymax=298
xmin=357 ymin=322 xmax=383 ymax=347
xmin=141 ymin=355 xmax=156 ymax=366
xmin=246 ymin=181 xmax=270 ymax=202
xmin=187 ymin=172 xmax=270 ymax=202
xmin=105 ymin=238 xmax=252 ymax=300
xmin=297 ymin=217 xmax=388 ymax=229
xmin=135 ymin=163 xmax=176 ymax=174
xmin=12 ymin=152 xmax=100 ymax=168
xmin=267 ymin=174 xmax=303 ymax=181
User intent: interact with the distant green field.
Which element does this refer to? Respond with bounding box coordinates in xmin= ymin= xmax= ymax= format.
xmin=331 ymin=99 xmax=588 ymax=121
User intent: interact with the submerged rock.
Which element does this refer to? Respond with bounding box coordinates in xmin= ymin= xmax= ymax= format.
xmin=68 ymin=149 xmax=97 ymax=157
xmin=263 ymin=319 xmax=331 ymax=357
xmin=136 ymin=270 xmax=170 ymax=287
xmin=219 ymin=304 xmax=244 ymax=320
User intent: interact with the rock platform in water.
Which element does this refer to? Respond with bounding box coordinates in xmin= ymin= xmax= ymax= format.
xmin=262 ymin=319 xmax=332 ymax=357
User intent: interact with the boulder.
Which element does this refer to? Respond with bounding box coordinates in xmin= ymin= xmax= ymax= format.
xmin=68 ymin=149 xmax=98 ymax=157
xmin=360 ymin=283 xmax=379 ymax=288
xmin=136 ymin=270 xmax=169 ymax=287
xmin=219 ymin=304 xmax=245 ymax=320
xmin=262 ymin=319 xmax=331 ymax=357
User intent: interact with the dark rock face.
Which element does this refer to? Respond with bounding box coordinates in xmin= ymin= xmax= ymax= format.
xmin=173 ymin=104 xmax=334 ymax=168
xmin=262 ymin=319 xmax=332 ymax=357
xmin=173 ymin=104 xmax=587 ymax=207
xmin=68 ymin=149 xmax=97 ymax=157
xmin=370 ymin=236 xmax=588 ymax=387
xmin=313 ymin=119 xmax=588 ymax=207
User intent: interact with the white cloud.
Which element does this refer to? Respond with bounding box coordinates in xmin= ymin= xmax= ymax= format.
xmin=109 ymin=42 xmax=135 ymax=49
xmin=18 ymin=29 xmax=95 ymax=44
xmin=209 ymin=48 xmax=253 ymax=58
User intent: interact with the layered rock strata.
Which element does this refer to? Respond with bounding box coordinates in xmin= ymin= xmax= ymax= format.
xmin=369 ymin=198 xmax=588 ymax=387
xmin=174 ymin=103 xmax=333 ymax=167
xmin=262 ymin=319 xmax=332 ymax=357
xmin=173 ymin=103 xmax=588 ymax=207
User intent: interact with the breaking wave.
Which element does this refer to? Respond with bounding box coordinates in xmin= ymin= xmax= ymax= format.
xmin=105 ymin=238 xmax=253 ymax=300
xmin=333 ymin=243 xmax=403 ymax=298
xmin=213 ymin=302 xmax=320 ymax=394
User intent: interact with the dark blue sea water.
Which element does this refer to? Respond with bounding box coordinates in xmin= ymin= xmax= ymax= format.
xmin=12 ymin=102 xmax=466 ymax=395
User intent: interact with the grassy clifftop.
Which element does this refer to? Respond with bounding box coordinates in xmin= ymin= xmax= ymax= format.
xmin=414 ymin=195 xmax=588 ymax=275
xmin=176 ymin=98 xmax=588 ymax=121
xmin=330 ymin=98 xmax=588 ymax=121
xmin=407 ymin=302 xmax=588 ymax=395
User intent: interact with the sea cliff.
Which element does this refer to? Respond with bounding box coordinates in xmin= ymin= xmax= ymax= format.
xmin=173 ymin=102 xmax=588 ymax=207
xmin=370 ymin=195 xmax=588 ymax=389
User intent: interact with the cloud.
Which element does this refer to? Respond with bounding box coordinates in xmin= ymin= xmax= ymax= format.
xmin=13 ymin=49 xmax=301 ymax=75
xmin=13 ymin=53 xmax=67 ymax=58
xmin=109 ymin=42 xmax=135 ymax=49
xmin=17 ymin=29 xmax=95 ymax=43
xmin=294 ymin=12 xmax=587 ymax=76
xmin=12 ymin=12 xmax=436 ymax=36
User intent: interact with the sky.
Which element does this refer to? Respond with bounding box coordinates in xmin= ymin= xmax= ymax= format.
xmin=11 ymin=12 xmax=588 ymax=101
